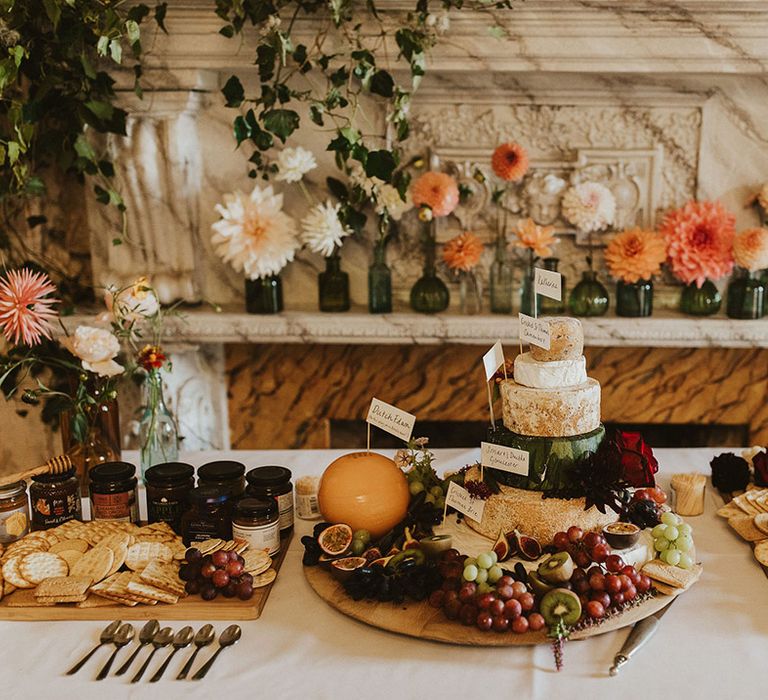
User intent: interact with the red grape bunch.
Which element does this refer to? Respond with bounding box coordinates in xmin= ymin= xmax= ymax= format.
xmin=179 ymin=547 xmax=255 ymax=601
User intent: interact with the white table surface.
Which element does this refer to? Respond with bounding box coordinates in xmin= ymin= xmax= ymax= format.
xmin=2 ymin=447 xmax=766 ymax=700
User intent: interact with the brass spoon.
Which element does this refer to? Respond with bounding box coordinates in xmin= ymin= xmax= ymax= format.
xmin=150 ymin=626 xmax=194 ymax=683
xmin=96 ymin=623 xmax=135 ymax=680
xmin=66 ymin=620 xmax=122 ymax=675
xmin=115 ymin=619 xmax=159 ymax=676
xmin=191 ymin=625 xmax=241 ymax=681
xmin=131 ymin=626 xmax=174 ymax=683
xmin=176 ymin=624 xmax=215 ymax=680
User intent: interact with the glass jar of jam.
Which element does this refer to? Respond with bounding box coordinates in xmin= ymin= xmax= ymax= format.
xmin=30 ymin=467 xmax=81 ymax=530
xmin=197 ymin=461 xmax=246 ymax=499
xmin=89 ymin=462 xmax=139 ymax=522
xmin=0 ymin=481 xmax=30 ymax=544
xmin=245 ymin=466 xmax=293 ymax=535
xmin=232 ymin=497 xmax=280 ymax=556
xmin=180 ymin=486 xmax=233 ymax=545
xmin=145 ymin=462 xmax=195 ymax=534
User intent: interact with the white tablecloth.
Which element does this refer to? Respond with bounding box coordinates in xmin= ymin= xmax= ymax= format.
xmin=2 ymin=448 xmax=766 ymax=700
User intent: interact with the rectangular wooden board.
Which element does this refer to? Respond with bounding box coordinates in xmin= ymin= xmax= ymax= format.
xmin=0 ymin=534 xmax=291 ymax=621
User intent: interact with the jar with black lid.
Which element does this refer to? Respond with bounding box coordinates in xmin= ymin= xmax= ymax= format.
xmin=232 ymin=497 xmax=280 ymax=556
xmin=30 ymin=467 xmax=81 ymax=530
xmin=89 ymin=462 xmax=139 ymax=522
xmin=197 ymin=460 xmax=246 ymax=499
xmin=245 ymin=466 xmax=293 ymax=535
xmin=180 ymin=486 xmax=233 ymax=545
xmin=145 ymin=462 xmax=195 ymax=534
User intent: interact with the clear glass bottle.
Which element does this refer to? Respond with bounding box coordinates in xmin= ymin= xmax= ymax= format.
xmin=138 ymin=369 xmax=179 ymax=481
xmin=245 ymin=275 xmax=283 ymax=314
xmin=519 ymin=261 xmax=538 ymax=316
xmin=368 ymin=240 xmax=392 ymax=313
xmin=319 ymin=253 xmax=350 ymax=312
xmin=489 ymin=235 xmax=514 ymax=314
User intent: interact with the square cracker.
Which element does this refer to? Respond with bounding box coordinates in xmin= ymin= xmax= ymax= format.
xmin=754 ymin=540 xmax=768 ymax=567
xmin=35 ymin=576 xmax=90 ymax=599
xmin=139 ymin=561 xmax=185 ymax=597
xmin=728 ymin=515 xmax=768 ymax=542
xmin=126 ymin=580 xmax=178 ymax=604
xmin=125 ymin=542 xmax=172 ymax=571
xmin=717 ymin=502 xmax=745 ymax=519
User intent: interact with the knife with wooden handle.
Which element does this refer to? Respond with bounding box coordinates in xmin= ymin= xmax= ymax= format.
xmin=609 ymin=598 xmax=677 ymax=676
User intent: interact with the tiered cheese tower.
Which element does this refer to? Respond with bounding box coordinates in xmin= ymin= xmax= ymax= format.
xmin=465 ymin=318 xmax=617 ymax=543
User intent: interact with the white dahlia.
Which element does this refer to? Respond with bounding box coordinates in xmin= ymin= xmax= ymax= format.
xmin=375 ymin=183 xmax=412 ymax=221
xmin=301 ymin=201 xmax=352 ymax=257
xmin=274 ymin=146 xmax=317 ymax=183
xmin=211 ymin=185 xmax=300 ymax=280
xmin=63 ymin=326 xmax=124 ymax=378
xmin=561 ymin=182 xmax=616 ymax=232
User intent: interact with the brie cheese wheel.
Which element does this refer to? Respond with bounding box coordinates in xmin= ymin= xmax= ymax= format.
xmin=513 ymin=352 xmax=587 ymax=389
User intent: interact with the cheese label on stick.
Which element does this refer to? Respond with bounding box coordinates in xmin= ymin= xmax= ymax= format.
xmin=445 ymin=481 xmax=485 ymax=521
xmin=482 ymin=340 xmax=505 ymax=381
xmin=366 ymin=398 xmax=415 ymax=442
xmin=481 ymin=442 xmax=530 ymax=476
xmin=534 ymin=267 xmax=562 ymax=301
xmin=519 ymin=313 xmax=551 ymax=350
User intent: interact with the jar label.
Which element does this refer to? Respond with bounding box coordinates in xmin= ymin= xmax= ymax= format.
xmin=296 ymin=493 xmax=320 ymax=520
xmin=147 ymin=497 xmax=184 ymax=528
xmin=0 ymin=504 xmax=29 ymax=544
xmin=275 ymin=491 xmax=294 ymax=531
xmin=232 ymin=521 xmax=280 ymax=556
xmin=31 ymin=492 xmax=81 ymax=530
xmin=186 ymin=518 xmax=228 ymax=543
xmin=91 ymin=490 xmax=138 ymax=522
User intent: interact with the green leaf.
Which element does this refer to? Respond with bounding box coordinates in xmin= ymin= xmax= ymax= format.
xmin=85 ymin=100 xmax=114 ymax=121
xmin=128 ymin=4 xmax=151 ymax=22
xmin=80 ymin=52 xmax=97 ymax=79
xmin=10 ymin=45 xmax=24 ymax=67
xmin=310 ymin=104 xmax=324 ymax=126
xmin=233 ymin=116 xmax=249 ymax=146
xmin=330 ymin=66 xmax=349 ymax=87
xmin=7 ymin=141 xmax=20 ymax=165
xmin=0 ymin=144 xmax=5 ymax=165
xmin=42 ymin=0 xmax=61 ymax=29
xmin=262 ymin=109 xmax=299 ymax=142
xmin=112 ymin=238 xmax=123 ymax=246
xmin=126 ymin=20 xmax=141 ymax=46
xmin=327 ymin=177 xmax=348 ymax=201
xmin=256 ymin=44 xmax=276 ymax=82
xmin=219 ymin=25 xmax=235 ymax=38
xmin=365 ymin=150 xmax=397 ymax=182
xmin=97 ymin=36 xmax=110 ymax=56
xmin=222 ymin=75 xmax=244 ymax=108
xmin=155 ymin=2 xmax=168 ymax=33
xmin=488 ymin=25 xmax=507 ymax=40
xmin=109 ymin=39 xmax=122 ymax=64
xmin=370 ymin=70 xmax=394 ymax=98
xmin=74 ymin=135 xmax=96 ymax=161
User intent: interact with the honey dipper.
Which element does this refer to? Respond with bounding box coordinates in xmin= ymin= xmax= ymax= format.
xmin=0 ymin=454 xmax=74 ymax=489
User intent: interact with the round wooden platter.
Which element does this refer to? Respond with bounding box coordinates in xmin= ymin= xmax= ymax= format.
xmin=304 ymin=565 xmax=681 ymax=646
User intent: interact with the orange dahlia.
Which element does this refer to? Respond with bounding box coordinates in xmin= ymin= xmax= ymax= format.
xmin=733 ymin=227 xmax=768 ymax=271
xmin=512 ymin=218 xmax=557 ymax=258
xmin=491 ymin=142 xmax=529 ymax=182
xmin=443 ymin=232 xmax=484 ymax=272
xmin=410 ymin=172 xmax=460 ymax=218
xmin=660 ymin=200 xmax=735 ymax=287
xmin=604 ymin=228 xmax=667 ymax=284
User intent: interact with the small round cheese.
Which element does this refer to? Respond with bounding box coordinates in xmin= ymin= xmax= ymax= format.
xmin=513 ymin=353 xmax=587 ymax=389
xmin=529 ymin=317 xmax=584 ymax=361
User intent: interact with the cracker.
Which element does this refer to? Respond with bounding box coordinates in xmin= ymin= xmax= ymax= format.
xmin=125 ymin=542 xmax=172 ymax=571
xmin=0 ymin=567 xmax=4 ymax=602
xmin=104 ymin=542 xmax=128 ymax=577
xmin=234 ymin=539 xmax=249 ymax=555
xmin=20 ymin=552 xmax=68 ymax=584
xmin=35 ymin=594 xmax=87 ymax=604
xmin=76 ymin=595 xmax=116 ymax=609
xmin=728 ymin=515 xmax=768 ymax=542
xmin=754 ymin=513 xmax=768 ymax=536
xmin=170 ymin=542 xmax=188 ymax=561
xmin=195 ymin=538 xmax=224 ymax=555
xmin=642 ymin=560 xmax=702 ymax=589
xmin=70 ymin=546 xmax=114 ymax=584
xmin=58 ymin=549 xmax=84 ymax=570
xmin=35 ymin=576 xmax=91 ymax=599
xmin=251 ymin=568 xmax=277 ymax=588
xmin=139 ymin=560 xmax=185 ymax=597
xmin=126 ymin=580 xmax=178 ymax=604
xmin=717 ymin=502 xmax=744 ymax=519
xmin=49 ymin=538 xmax=89 ymax=554
xmin=2 ymin=555 xmax=34 ymax=589
xmin=3 ymin=589 xmax=53 ymax=607
xmin=242 ymin=550 xmax=271 ymax=575
xmin=754 ymin=540 xmax=768 ymax=566
xmin=732 ymin=494 xmax=760 ymax=516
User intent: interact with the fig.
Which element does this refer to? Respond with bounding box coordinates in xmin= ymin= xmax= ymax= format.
xmin=505 ymin=531 xmax=520 ymax=557
xmin=317 ymin=523 xmax=354 ymax=556
xmin=369 ymin=556 xmax=394 ymax=568
xmin=363 ymin=547 xmax=382 ymax=563
xmin=539 ymin=588 xmax=582 ymax=627
xmin=402 ymin=526 xmax=420 ymax=551
xmin=511 ymin=530 xmax=542 ymax=561
xmin=493 ymin=530 xmax=511 ymax=562
xmin=538 ymin=552 xmax=575 ymax=584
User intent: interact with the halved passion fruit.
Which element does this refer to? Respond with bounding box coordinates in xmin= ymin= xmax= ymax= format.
xmin=317 ymin=523 xmax=354 ymax=556
xmin=330 ymin=556 xmax=368 ymax=580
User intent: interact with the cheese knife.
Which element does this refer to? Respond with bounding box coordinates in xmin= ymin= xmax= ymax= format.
xmin=609 ymin=597 xmax=677 ymax=676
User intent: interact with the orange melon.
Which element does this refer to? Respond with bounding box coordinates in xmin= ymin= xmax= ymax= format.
xmin=318 ymin=452 xmax=410 ymax=539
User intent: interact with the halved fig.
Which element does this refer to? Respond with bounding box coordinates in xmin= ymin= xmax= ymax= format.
xmin=493 ymin=530 xmax=511 ymax=562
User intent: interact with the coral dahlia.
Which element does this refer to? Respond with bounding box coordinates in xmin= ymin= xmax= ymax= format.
xmin=410 ymin=172 xmax=459 ymax=218
xmin=733 ymin=227 xmax=768 ymax=272
xmin=0 ymin=268 xmax=58 ymax=346
xmin=491 ymin=142 xmax=529 ymax=182
xmin=443 ymin=232 xmax=484 ymax=273
xmin=604 ymin=228 xmax=667 ymax=284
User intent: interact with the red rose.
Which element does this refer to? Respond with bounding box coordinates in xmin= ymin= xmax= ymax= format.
xmin=613 ymin=431 xmax=658 ymax=488
xmin=754 ymin=450 xmax=768 ymax=487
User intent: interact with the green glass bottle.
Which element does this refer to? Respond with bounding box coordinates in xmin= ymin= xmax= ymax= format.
xmin=318 ymin=254 xmax=350 ymax=312
xmin=489 ymin=236 xmax=514 ymax=314
xmin=368 ymin=241 xmax=392 ymax=314
xmin=245 ymin=275 xmax=283 ymax=314
xmin=616 ymin=279 xmax=653 ymax=317
xmin=726 ymin=269 xmax=765 ymax=319
xmin=680 ymin=279 xmax=721 ymax=316
xmin=410 ymin=221 xmax=449 ymax=314
xmin=569 ymin=270 xmax=609 ymax=317
xmin=539 ymin=257 xmax=566 ymax=315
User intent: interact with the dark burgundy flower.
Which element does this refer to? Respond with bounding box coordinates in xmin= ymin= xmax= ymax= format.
xmin=613 ymin=431 xmax=658 ymax=488
xmin=710 ymin=452 xmax=750 ymax=493
xmin=752 ymin=450 xmax=768 ymax=487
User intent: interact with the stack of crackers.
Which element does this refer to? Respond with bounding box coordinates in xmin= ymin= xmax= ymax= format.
xmin=717 ymin=486 xmax=768 ymax=568
xmin=0 ymin=520 xmax=187 ymax=608
xmin=190 ymin=538 xmax=278 ymax=589
xmin=642 ymin=560 xmax=703 ymax=596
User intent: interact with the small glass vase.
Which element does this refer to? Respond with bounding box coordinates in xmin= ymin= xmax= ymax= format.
xmin=138 ymin=369 xmax=180 ymax=481
xmin=319 ymin=254 xmax=350 ymax=312
xmin=519 ymin=263 xmax=538 ymax=317
xmin=726 ymin=270 xmax=765 ymax=319
xmin=459 ymin=273 xmax=482 ymax=314
xmin=539 ymin=257 xmax=566 ymax=315
xmin=616 ymin=279 xmax=653 ymax=317
xmin=489 ymin=236 xmax=514 ymax=314
xmin=245 ymin=275 xmax=283 ymax=314
xmin=680 ymin=279 xmax=721 ymax=316
xmin=569 ymin=270 xmax=609 ymax=317
xmin=410 ymin=221 xmax=449 ymax=314
xmin=368 ymin=241 xmax=392 ymax=314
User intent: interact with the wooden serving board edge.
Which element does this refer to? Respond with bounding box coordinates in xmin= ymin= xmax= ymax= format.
xmin=0 ymin=533 xmax=292 ymax=622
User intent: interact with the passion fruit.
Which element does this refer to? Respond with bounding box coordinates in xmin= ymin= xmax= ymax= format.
xmin=317 ymin=523 xmax=354 ymax=556
xmin=330 ymin=556 xmax=368 ymax=581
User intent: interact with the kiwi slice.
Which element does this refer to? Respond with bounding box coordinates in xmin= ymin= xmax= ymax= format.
xmin=539 ymin=588 xmax=582 ymax=627
xmin=537 ymin=551 xmax=575 ymax=584
xmin=527 ymin=571 xmax=554 ymax=596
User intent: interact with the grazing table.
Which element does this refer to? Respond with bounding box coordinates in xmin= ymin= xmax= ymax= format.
xmin=2 ymin=447 xmax=766 ymax=700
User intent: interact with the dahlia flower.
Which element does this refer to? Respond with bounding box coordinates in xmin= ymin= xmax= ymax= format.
xmin=274 ymin=146 xmax=317 ymax=183
xmin=661 ymin=200 xmax=735 ymax=287
xmin=105 ymin=276 xmax=159 ymax=323
xmin=733 ymin=227 xmax=768 ymax=272
xmin=491 ymin=142 xmax=529 ymax=182
xmin=512 ymin=218 xmax=557 ymax=258
xmin=410 ymin=172 xmax=459 ymax=218
xmin=604 ymin=228 xmax=668 ymax=284
xmin=442 ymin=232 xmax=484 ymax=273
xmin=561 ymin=182 xmax=616 ymax=232
xmin=63 ymin=326 xmax=124 ymax=377
xmin=375 ymin=183 xmax=412 ymax=221
xmin=0 ymin=268 xmax=58 ymax=346
xmin=301 ymin=201 xmax=352 ymax=257
xmin=211 ymin=185 xmax=300 ymax=280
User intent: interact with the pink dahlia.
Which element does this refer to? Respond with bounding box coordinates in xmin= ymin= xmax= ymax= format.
xmin=660 ymin=200 xmax=735 ymax=287
xmin=0 ymin=268 xmax=59 ymax=346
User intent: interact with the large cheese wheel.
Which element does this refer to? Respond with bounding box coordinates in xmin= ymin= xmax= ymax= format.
xmin=513 ymin=352 xmax=587 ymax=389
xmin=529 ymin=317 xmax=584 ymax=361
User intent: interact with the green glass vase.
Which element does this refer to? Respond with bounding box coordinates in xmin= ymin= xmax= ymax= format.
xmin=680 ymin=279 xmax=721 ymax=316
xmin=726 ymin=270 xmax=765 ymax=319
xmin=616 ymin=279 xmax=653 ymax=317
xmin=569 ymin=270 xmax=609 ymax=317
xmin=539 ymin=257 xmax=566 ymax=315
xmin=368 ymin=241 xmax=392 ymax=314
xmin=245 ymin=275 xmax=283 ymax=314
xmin=410 ymin=221 xmax=449 ymax=313
xmin=489 ymin=236 xmax=514 ymax=314
xmin=519 ymin=266 xmax=539 ymax=316
xmin=319 ymin=254 xmax=350 ymax=312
